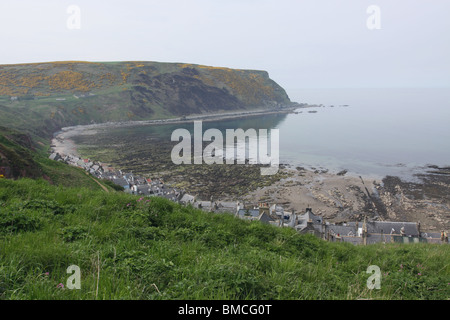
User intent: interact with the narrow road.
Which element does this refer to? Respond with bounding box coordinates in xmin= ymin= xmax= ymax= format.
xmin=85 ymin=172 xmax=109 ymax=193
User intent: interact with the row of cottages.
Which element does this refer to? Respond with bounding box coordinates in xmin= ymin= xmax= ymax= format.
xmin=294 ymin=209 xmax=448 ymax=245
xmin=48 ymin=150 xmax=185 ymax=203
xmin=49 ymin=152 xmax=107 ymax=176
xmin=104 ymin=171 xmax=184 ymax=203
xmin=189 ymin=199 xmax=449 ymax=245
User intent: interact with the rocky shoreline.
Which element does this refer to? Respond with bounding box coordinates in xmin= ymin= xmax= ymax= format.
xmin=50 ymin=106 xmax=450 ymax=234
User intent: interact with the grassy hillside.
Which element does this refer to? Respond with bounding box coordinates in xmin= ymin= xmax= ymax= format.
xmin=0 ymin=61 xmax=293 ymax=139
xmin=0 ymin=178 xmax=448 ymax=300
xmin=0 ymin=126 xmax=113 ymax=191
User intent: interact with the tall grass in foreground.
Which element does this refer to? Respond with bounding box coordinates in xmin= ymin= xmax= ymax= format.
xmin=0 ymin=178 xmax=448 ymax=300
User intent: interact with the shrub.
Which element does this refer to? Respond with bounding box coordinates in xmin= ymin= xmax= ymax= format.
xmin=20 ymin=199 xmax=77 ymax=215
xmin=60 ymin=225 xmax=89 ymax=242
xmin=0 ymin=209 xmax=42 ymax=234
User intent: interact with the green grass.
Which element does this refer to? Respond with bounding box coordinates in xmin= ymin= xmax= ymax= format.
xmin=0 ymin=126 xmax=114 ymax=191
xmin=0 ymin=178 xmax=448 ymax=300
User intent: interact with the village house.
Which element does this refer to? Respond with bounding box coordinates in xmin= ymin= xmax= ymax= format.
xmin=215 ymin=201 xmax=240 ymax=214
xmin=113 ymin=177 xmax=129 ymax=190
xmin=180 ymin=193 xmax=196 ymax=205
xmin=193 ymin=201 xmax=214 ymax=211
xmin=49 ymin=153 xmax=62 ymax=161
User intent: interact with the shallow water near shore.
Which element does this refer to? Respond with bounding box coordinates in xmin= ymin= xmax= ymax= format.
xmin=281 ymin=87 xmax=450 ymax=180
xmin=68 ymin=87 xmax=449 ymax=182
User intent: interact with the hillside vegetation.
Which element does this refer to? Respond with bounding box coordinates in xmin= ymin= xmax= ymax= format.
xmin=0 ymin=61 xmax=292 ymax=139
xmin=0 ymin=178 xmax=448 ymax=300
xmin=0 ymin=126 xmax=113 ymax=190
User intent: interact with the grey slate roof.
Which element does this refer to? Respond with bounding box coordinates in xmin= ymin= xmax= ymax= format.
xmin=326 ymin=224 xmax=357 ymax=237
xmin=112 ymin=178 xmax=128 ymax=187
xmin=365 ymin=221 xmax=419 ymax=236
xmin=218 ymin=201 xmax=238 ymax=209
xmin=258 ymin=212 xmax=275 ymax=224
xmin=296 ymin=209 xmax=323 ymax=232
xmin=49 ymin=153 xmax=61 ymax=161
xmin=180 ymin=194 xmax=195 ymax=204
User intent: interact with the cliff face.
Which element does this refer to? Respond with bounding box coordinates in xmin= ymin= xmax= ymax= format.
xmin=0 ymin=61 xmax=292 ymax=137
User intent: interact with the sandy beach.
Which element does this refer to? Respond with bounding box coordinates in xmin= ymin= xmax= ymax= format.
xmin=51 ymin=127 xmax=98 ymax=158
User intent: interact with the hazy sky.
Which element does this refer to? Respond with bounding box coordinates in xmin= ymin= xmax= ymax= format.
xmin=0 ymin=0 xmax=449 ymax=95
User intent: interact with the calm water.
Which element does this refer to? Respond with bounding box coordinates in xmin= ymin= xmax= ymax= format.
xmin=280 ymin=88 xmax=450 ymax=179
xmin=93 ymin=88 xmax=450 ymax=180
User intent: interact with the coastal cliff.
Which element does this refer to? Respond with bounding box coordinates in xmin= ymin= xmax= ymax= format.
xmin=0 ymin=61 xmax=293 ymax=138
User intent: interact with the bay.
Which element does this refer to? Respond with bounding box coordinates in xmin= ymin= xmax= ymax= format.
xmin=76 ymin=87 xmax=450 ymax=181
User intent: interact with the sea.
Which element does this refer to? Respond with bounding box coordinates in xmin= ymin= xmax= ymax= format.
xmin=82 ymin=87 xmax=450 ymax=181
xmin=275 ymin=87 xmax=450 ymax=180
